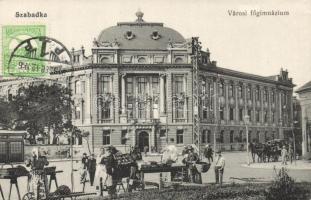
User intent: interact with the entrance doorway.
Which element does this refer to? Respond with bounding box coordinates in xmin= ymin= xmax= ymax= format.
xmin=138 ymin=131 xmax=149 ymax=152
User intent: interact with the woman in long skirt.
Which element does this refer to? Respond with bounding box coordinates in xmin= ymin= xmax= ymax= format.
xmin=94 ymin=147 xmax=108 ymax=194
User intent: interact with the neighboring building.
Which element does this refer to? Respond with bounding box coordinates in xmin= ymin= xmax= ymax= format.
xmin=296 ymin=81 xmax=311 ymax=159
xmin=0 ymin=11 xmax=295 ymax=153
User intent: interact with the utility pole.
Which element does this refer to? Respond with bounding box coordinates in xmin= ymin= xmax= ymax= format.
xmin=190 ymin=37 xmax=202 ymax=155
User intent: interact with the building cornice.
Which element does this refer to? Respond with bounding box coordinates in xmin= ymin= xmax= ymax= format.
xmin=200 ymin=65 xmax=295 ymax=88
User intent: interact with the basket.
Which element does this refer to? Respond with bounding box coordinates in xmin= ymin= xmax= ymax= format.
xmin=195 ymin=162 xmax=210 ymax=173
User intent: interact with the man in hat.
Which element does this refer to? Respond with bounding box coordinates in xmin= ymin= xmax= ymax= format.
xmin=81 ymin=153 xmax=88 ymax=170
xmin=214 ymin=150 xmax=225 ymax=186
xmin=281 ymin=145 xmax=288 ymax=165
xmin=105 ymin=146 xmax=118 ymax=199
xmin=204 ymin=144 xmax=213 ymax=163
xmin=87 ymin=153 xmax=96 ymax=186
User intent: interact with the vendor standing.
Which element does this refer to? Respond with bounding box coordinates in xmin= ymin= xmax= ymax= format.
xmin=26 ymin=147 xmax=49 ymax=199
xmin=104 ymin=146 xmax=118 ymax=199
xmin=182 ymin=146 xmax=202 ymax=184
xmin=214 ymin=150 xmax=225 ymax=186
xmin=95 ymin=147 xmax=107 ymax=193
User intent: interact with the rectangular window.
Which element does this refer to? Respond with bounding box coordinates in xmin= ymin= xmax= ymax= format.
xmin=81 ymin=81 xmax=86 ymax=93
xmin=201 ymin=79 xmax=206 ymax=94
xmin=271 ymin=91 xmax=275 ymax=103
xmin=138 ymin=77 xmax=147 ymax=94
xmin=247 ymin=86 xmax=252 ymax=100
xmin=138 ymin=102 xmax=146 ymax=119
xmin=239 ymin=130 xmax=243 ymax=142
xmin=176 ymin=130 xmax=183 ymax=144
xmin=202 ymin=130 xmax=207 ymax=144
xmin=271 ymin=131 xmax=275 ymax=140
xmin=248 ymin=109 xmax=252 ymax=121
xmin=239 ymin=108 xmax=243 ymax=121
xmin=101 ymin=101 xmax=111 ymax=119
xmin=264 ymin=89 xmax=268 ymax=102
xmin=75 ymin=80 xmax=81 ymax=94
xmin=248 ymin=131 xmax=252 ymax=142
xmin=255 ymin=86 xmax=260 ymax=100
xmin=220 ymin=130 xmax=224 ymax=143
xmin=126 ymin=77 xmax=133 ymax=95
xmin=75 ymin=106 xmax=80 ymax=119
xmin=219 ymin=81 xmax=224 ymax=96
xmin=256 ymin=110 xmax=260 ymax=122
xmin=229 ymin=108 xmax=234 ymax=121
xmin=229 ymin=84 xmax=234 ymax=97
xmin=256 ymin=131 xmax=260 ymax=142
xmin=121 ymin=130 xmax=127 ymax=145
xmin=230 ymin=130 xmax=234 ymax=143
xmin=272 ymin=111 xmax=275 ymax=123
xmin=207 ymin=130 xmax=211 ymax=143
xmin=103 ymin=130 xmax=110 ymax=145
xmin=175 ymin=102 xmax=184 ymax=119
xmin=264 ymin=110 xmax=268 ymax=123
xmin=174 ymin=75 xmax=184 ymax=94
xmin=203 ymin=109 xmax=208 ymax=119
xmin=160 ymin=129 xmax=166 ymax=138
xmin=238 ymin=84 xmax=243 ymax=98
xmin=99 ymin=75 xmax=110 ymax=94
xmin=220 ymin=107 xmax=224 ymax=120
xmin=152 ymin=76 xmax=159 ymax=96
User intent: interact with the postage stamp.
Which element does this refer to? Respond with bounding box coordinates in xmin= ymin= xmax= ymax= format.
xmin=2 ymin=25 xmax=46 ymax=77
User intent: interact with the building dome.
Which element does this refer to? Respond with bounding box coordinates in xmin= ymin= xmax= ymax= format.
xmin=96 ymin=11 xmax=186 ymax=50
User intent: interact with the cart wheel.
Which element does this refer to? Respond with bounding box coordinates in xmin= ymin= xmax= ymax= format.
xmin=22 ymin=192 xmax=35 ymax=200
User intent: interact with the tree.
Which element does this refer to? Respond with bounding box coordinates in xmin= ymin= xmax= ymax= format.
xmin=7 ymin=83 xmax=75 ymax=144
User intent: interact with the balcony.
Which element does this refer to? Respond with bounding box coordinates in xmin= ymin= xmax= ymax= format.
xmin=173 ymin=118 xmax=186 ymax=123
xmin=99 ymin=119 xmax=113 ymax=123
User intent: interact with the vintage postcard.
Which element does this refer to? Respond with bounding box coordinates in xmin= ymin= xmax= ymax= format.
xmin=0 ymin=0 xmax=310 ymax=199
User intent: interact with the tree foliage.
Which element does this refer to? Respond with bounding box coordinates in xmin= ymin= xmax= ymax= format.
xmin=0 ymin=83 xmax=76 ymax=144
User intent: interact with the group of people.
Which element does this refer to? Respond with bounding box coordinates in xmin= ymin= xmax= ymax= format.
xmin=80 ymin=145 xmax=142 ymax=198
xmin=79 ymin=146 xmax=119 ymax=198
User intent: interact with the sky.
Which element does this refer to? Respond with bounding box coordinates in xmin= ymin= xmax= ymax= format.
xmin=0 ymin=0 xmax=310 ymax=91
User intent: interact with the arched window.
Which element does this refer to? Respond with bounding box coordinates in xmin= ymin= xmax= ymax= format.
xmin=174 ymin=57 xmax=183 ymax=64
xmin=74 ymin=80 xmax=80 ymax=94
xmin=100 ymin=57 xmax=110 ymax=63
xmin=138 ymin=57 xmax=146 ymax=63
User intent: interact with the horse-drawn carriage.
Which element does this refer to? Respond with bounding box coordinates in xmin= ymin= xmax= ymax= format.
xmin=250 ymin=139 xmax=287 ymax=163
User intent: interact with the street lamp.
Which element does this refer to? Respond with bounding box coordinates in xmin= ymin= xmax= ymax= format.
xmin=244 ymin=115 xmax=250 ymax=166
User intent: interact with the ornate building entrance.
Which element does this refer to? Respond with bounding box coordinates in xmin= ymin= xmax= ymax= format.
xmin=138 ymin=131 xmax=149 ymax=152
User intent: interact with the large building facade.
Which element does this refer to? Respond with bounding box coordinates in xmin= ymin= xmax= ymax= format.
xmin=0 ymin=11 xmax=295 ymax=153
xmin=296 ymin=81 xmax=311 ymax=159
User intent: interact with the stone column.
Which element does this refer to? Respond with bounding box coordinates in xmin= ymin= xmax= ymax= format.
xmin=159 ymin=74 xmax=167 ymax=124
xmin=224 ymin=80 xmax=229 ymax=123
xmin=234 ymin=82 xmax=239 ymax=123
xmin=243 ymin=83 xmax=247 ymax=119
xmin=252 ymin=85 xmax=256 ymax=124
xmin=183 ymin=74 xmax=187 ymax=121
xmin=120 ymin=73 xmax=127 ymax=123
xmin=268 ymin=88 xmax=272 ymax=125
xmin=159 ymin=74 xmax=166 ymax=114
xmin=260 ymin=86 xmax=264 ymax=124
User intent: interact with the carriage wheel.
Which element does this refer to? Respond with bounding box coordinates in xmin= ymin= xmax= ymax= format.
xmin=22 ymin=192 xmax=35 ymax=200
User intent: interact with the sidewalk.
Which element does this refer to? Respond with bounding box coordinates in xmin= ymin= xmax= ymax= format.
xmin=241 ymin=160 xmax=311 ymax=170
